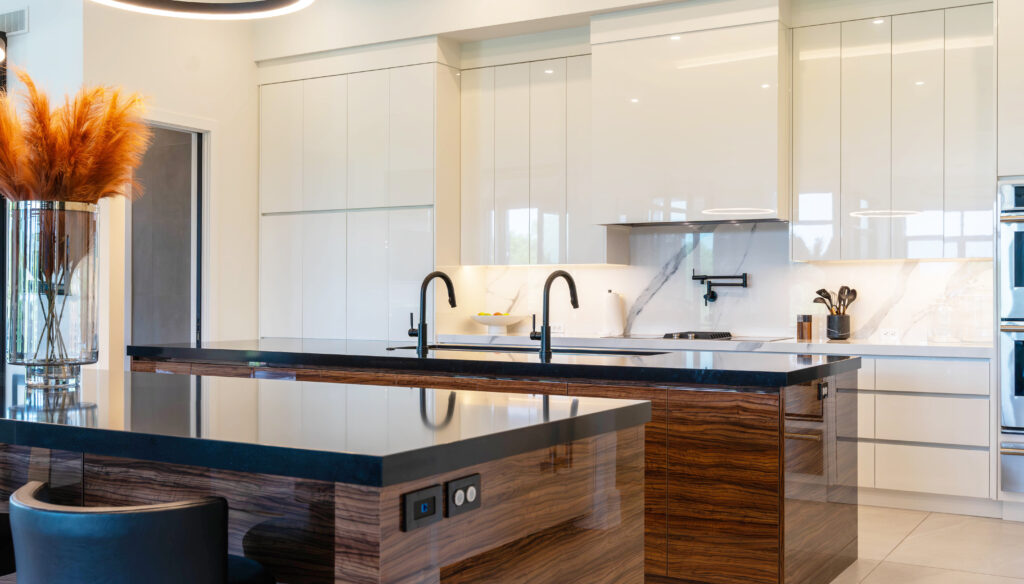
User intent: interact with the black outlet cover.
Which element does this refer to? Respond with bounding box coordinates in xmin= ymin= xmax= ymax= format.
xmin=401 ymin=484 xmax=442 ymax=532
xmin=445 ymin=474 xmax=481 ymax=518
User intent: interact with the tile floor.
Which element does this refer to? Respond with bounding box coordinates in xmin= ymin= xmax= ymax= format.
xmin=831 ymin=507 xmax=1024 ymax=583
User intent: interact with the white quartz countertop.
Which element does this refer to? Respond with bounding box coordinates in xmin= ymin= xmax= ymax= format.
xmin=437 ymin=334 xmax=994 ymax=360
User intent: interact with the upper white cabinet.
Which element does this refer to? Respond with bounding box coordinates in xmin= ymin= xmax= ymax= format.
xmin=347 ymin=70 xmax=390 ymax=209
xmin=792 ymin=24 xmax=841 ymax=261
xmin=841 ymin=17 xmax=892 ymax=261
xmin=461 ymin=57 xmax=625 ymax=265
xmin=259 ymin=82 xmax=303 ymax=214
xmin=591 ymin=21 xmax=790 ymax=224
xmin=303 ymin=76 xmax=348 ymax=211
xmin=389 ymin=65 xmax=436 ymax=207
xmin=1000 ymin=0 xmax=1024 ymax=177
xmin=946 ymin=3 xmax=994 ymax=258
xmin=793 ymin=7 xmax=994 ymax=261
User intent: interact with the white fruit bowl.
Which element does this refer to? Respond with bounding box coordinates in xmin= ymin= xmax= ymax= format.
xmin=471 ymin=314 xmax=527 ymax=335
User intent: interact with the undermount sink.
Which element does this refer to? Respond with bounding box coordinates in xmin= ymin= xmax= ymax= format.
xmin=386 ymin=344 xmax=666 ymax=357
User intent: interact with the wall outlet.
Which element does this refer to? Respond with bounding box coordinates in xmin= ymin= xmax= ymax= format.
xmin=550 ymin=323 xmax=565 ymax=334
xmin=879 ymin=328 xmax=899 ymax=342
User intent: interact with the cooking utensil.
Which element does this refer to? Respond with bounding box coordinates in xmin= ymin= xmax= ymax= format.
xmin=813 ymin=297 xmax=834 ymax=315
xmin=815 ymin=289 xmax=835 ymax=313
xmin=837 ymin=286 xmax=851 ymax=314
xmin=845 ymin=289 xmax=857 ymax=311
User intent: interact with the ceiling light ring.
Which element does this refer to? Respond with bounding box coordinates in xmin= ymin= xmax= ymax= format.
xmin=89 ymin=0 xmax=315 ymax=20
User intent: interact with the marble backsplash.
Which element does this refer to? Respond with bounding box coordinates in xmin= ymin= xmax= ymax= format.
xmin=437 ymin=223 xmax=994 ymax=345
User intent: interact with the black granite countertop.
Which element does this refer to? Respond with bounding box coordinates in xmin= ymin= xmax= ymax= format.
xmin=0 ymin=372 xmax=649 ymax=487
xmin=127 ymin=338 xmax=862 ymax=389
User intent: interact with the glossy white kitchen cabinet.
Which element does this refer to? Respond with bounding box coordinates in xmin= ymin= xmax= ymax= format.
xmin=945 ymin=3 xmax=995 ymax=258
xmin=460 ymin=68 xmax=495 ymax=266
xmin=530 ymin=59 xmax=567 ymax=265
xmin=591 ymin=21 xmax=789 ymax=223
xmin=875 ymin=444 xmax=988 ymax=498
xmin=999 ymin=0 xmax=1024 ymax=177
xmin=259 ymin=82 xmax=303 ymax=214
xmin=302 ymin=75 xmax=348 ymax=211
xmin=259 ymin=214 xmax=303 ymax=337
xmin=346 ymin=210 xmax=389 ymax=340
xmin=493 ymin=63 xmax=531 ymax=265
xmin=301 ymin=213 xmax=346 ymax=339
xmin=387 ymin=208 xmax=434 ymax=342
xmin=891 ymin=11 xmax=944 ymax=259
xmin=792 ymin=24 xmax=841 ymax=261
xmin=390 ymin=64 xmax=435 ymax=207
xmin=841 ymin=17 xmax=892 ymax=260
xmin=347 ymin=70 xmax=389 ymax=209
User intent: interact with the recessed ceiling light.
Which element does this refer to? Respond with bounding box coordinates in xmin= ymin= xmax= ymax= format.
xmin=670 ymin=35 xmax=681 ymax=40
xmin=544 ymin=69 xmax=554 ymax=74
xmin=88 ymin=0 xmax=316 ymax=20
xmin=873 ymin=18 xmax=885 ymax=24
xmin=761 ymin=83 xmax=771 ymax=89
xmin=630 ymin=98 xmax=640 ymax=103
xmin=915 ymin=81 xmax=925 ymax=86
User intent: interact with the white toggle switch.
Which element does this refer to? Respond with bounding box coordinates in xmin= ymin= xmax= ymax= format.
xmin=454 ymin=489 xmax=466 ymax=507
xmin=466 ymin=485 xmax=478 ymax=503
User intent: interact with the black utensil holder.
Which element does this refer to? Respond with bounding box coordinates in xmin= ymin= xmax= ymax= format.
xmin=827 ymin=314 xmax=850 ymax=340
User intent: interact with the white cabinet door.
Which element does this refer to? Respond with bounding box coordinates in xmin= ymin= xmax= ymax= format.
xmin=260 ymin=82 xmax=303 ymax=213
xmin=303 ymin=75 xmax=347 ymax=211
xmin=301 ymin=213 xmax=346 ymax=339
xmin=875 ymin=444 xmax=988 ymax=498
xmin=841 ymin=18 xmax=892 ymax=260
xmin=875 ymin=394 xmax=989 ymax=447
xmin=348 ymin=70 xmax=389 ymax=209
xmin=390 ymin=64 xmax=435 ymax=207
xmin=792 ymin=24 xmax=841 ymax=261
xmin=388 ymin=208 xmax=434 ymax=342
xmin=460 ymin=67 xmax=495 ymax=265
xmin=346 ymin=210 xmax=389 ymax=340
xmin=891 ymin=11 xmax=944 ymax=259
xmin=874 ymin=357 xmax=989 ymax=395
xmin=530 ymin=59 xmax=567 ymax=265
xmin=494 ymin=63 xmax=531 ymax=265
xmin=999 ymin=0 xmax=1024 ymax=176
xmin=567 ymin=55 xmax=613 ymax=265
xmin=259 ymin=214 xmax=302 ymax=337
xmin=592 ymin=22 xmax=783 ymax=223
xmin=945 ymin=4 xmax=995 ymax=258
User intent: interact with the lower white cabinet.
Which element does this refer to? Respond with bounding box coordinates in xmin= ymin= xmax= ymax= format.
xmin=875 ymin=394 xmax=989 ymax=447
xmin=260 ymin=208 xmax=433 ymax=341
xmin=875 ymin=444 xmax=988 ymax=498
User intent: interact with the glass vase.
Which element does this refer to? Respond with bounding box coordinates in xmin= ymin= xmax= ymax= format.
xmin=6 ymin=201 xmax=99 ymax=415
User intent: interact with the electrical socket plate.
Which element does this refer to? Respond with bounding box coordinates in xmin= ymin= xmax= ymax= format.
xmin=879 ymin=328 xmax=899 ymax=342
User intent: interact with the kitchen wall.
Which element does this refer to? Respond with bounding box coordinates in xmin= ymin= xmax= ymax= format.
xmin=439 ymin=223 xmax=993 ymax=344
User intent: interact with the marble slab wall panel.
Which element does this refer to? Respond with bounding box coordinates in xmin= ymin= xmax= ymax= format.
xmin=438 ymin=223 xmax=993 ymax=344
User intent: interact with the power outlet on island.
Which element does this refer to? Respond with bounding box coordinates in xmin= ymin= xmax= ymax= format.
xmin=550 ymin=323 xmax=565 ymax=335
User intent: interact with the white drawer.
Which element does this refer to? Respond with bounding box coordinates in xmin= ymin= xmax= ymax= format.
xmin=837 ymin=392 xmax=874 ymax=439
xmin=857 ymin=358 xmax=876 ymax=390
xmin=875 ymin=394 xmax=989 ymax=447
xmin=875 ymin=444 xmax=988 ymax=498
xmin=874 ymin=358 xmax=989 ymax=395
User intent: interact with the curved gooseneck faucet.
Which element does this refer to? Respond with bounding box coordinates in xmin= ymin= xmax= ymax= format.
xmin=408 ymin=271 xmax=457 ymax=358
xmin=529 ymin=270 xmax=579 ymax=362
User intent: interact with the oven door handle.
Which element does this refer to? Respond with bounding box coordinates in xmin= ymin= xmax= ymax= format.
xmin=1002 ymin=325 xmax=1024 ymax=334
xmin=1002 ymin=215 xmax=1024 ymax=224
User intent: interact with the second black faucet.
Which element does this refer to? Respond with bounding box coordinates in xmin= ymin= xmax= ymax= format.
xmin=529 ymin=270 xmax=580 ymax=362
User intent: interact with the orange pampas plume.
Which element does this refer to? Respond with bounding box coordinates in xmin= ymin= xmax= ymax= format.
xmin=0 ymin=70 xmax=151 ymax=203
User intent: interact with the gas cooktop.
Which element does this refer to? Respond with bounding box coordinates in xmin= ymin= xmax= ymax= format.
xmin=663 ymin=331 xmax=732 ymax=340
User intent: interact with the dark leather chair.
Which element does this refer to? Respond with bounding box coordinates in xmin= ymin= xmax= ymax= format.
xmin=8 ymin=481 xmax=274 ymax=584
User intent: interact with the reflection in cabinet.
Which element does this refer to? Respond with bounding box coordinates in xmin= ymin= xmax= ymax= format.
xmin=301 ymin=213 xmax=346 ymax=339
xmin=841 ymin=17 xmax=892 ymax=260
xmin=792 ymin=24 xmax=841 ymax=261
xmin=460 ymin=68 xmax=495 ymax=266
xmin=346 ymin=211 xmax=389 ymax=341
xmin=259 ymin=215 xmax=302 ymax=338
xmin=494 ymin=63 xmax=531 ymax=265
xmin=891 ymin=11 xmax=944 ymax=259
xmin=945 ymin=3 xmax=994 ymax=258
xmin=259 ymin=82 xmax=303 ymax=214
xmin=530 ymin=59 xmax=567 ymax=265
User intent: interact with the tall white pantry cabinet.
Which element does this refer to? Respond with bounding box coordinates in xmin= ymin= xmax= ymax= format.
xmin=258 ymin=63 xmax=460 ymax=341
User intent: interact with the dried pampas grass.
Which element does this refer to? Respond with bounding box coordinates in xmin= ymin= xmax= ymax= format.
xmin=0 ymin=70 xmax=152 ymax=203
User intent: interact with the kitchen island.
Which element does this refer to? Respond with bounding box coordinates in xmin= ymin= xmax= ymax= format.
xmin=129 ymin=339 xmax=862 ymax=584
xmin=0 ymin=373 xmax=649 ymax=583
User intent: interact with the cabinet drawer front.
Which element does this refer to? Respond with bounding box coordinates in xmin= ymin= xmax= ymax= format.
xmin=875 ymin=394 xmax=989 ymax=447
xmin=857 ymin=358 xmax=876 ymax=390
xmin=875 ymin=444 xmax=988 ymax=498
xmin=874 ymin=358 xmax=988 ymax=394
xmin=838 ymin=392 xmax=874 ymax=439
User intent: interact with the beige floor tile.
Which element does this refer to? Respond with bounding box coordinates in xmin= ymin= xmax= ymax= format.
xmin=830 ymin=559 xmax=880 ymax=584
xmin=858 ymin=506 xmax=930 ymax=560
xmin=861 ymin=562 xmax=1024 ymax=584
xmin=886 ymin=514 xmax=1024 ymax=578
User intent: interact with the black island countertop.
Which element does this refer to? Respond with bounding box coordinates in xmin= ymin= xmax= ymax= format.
xmin=128 ymin=338 xmax=862 ymax=389
xmin=0 ymin=372 xmax=649 ymax=487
